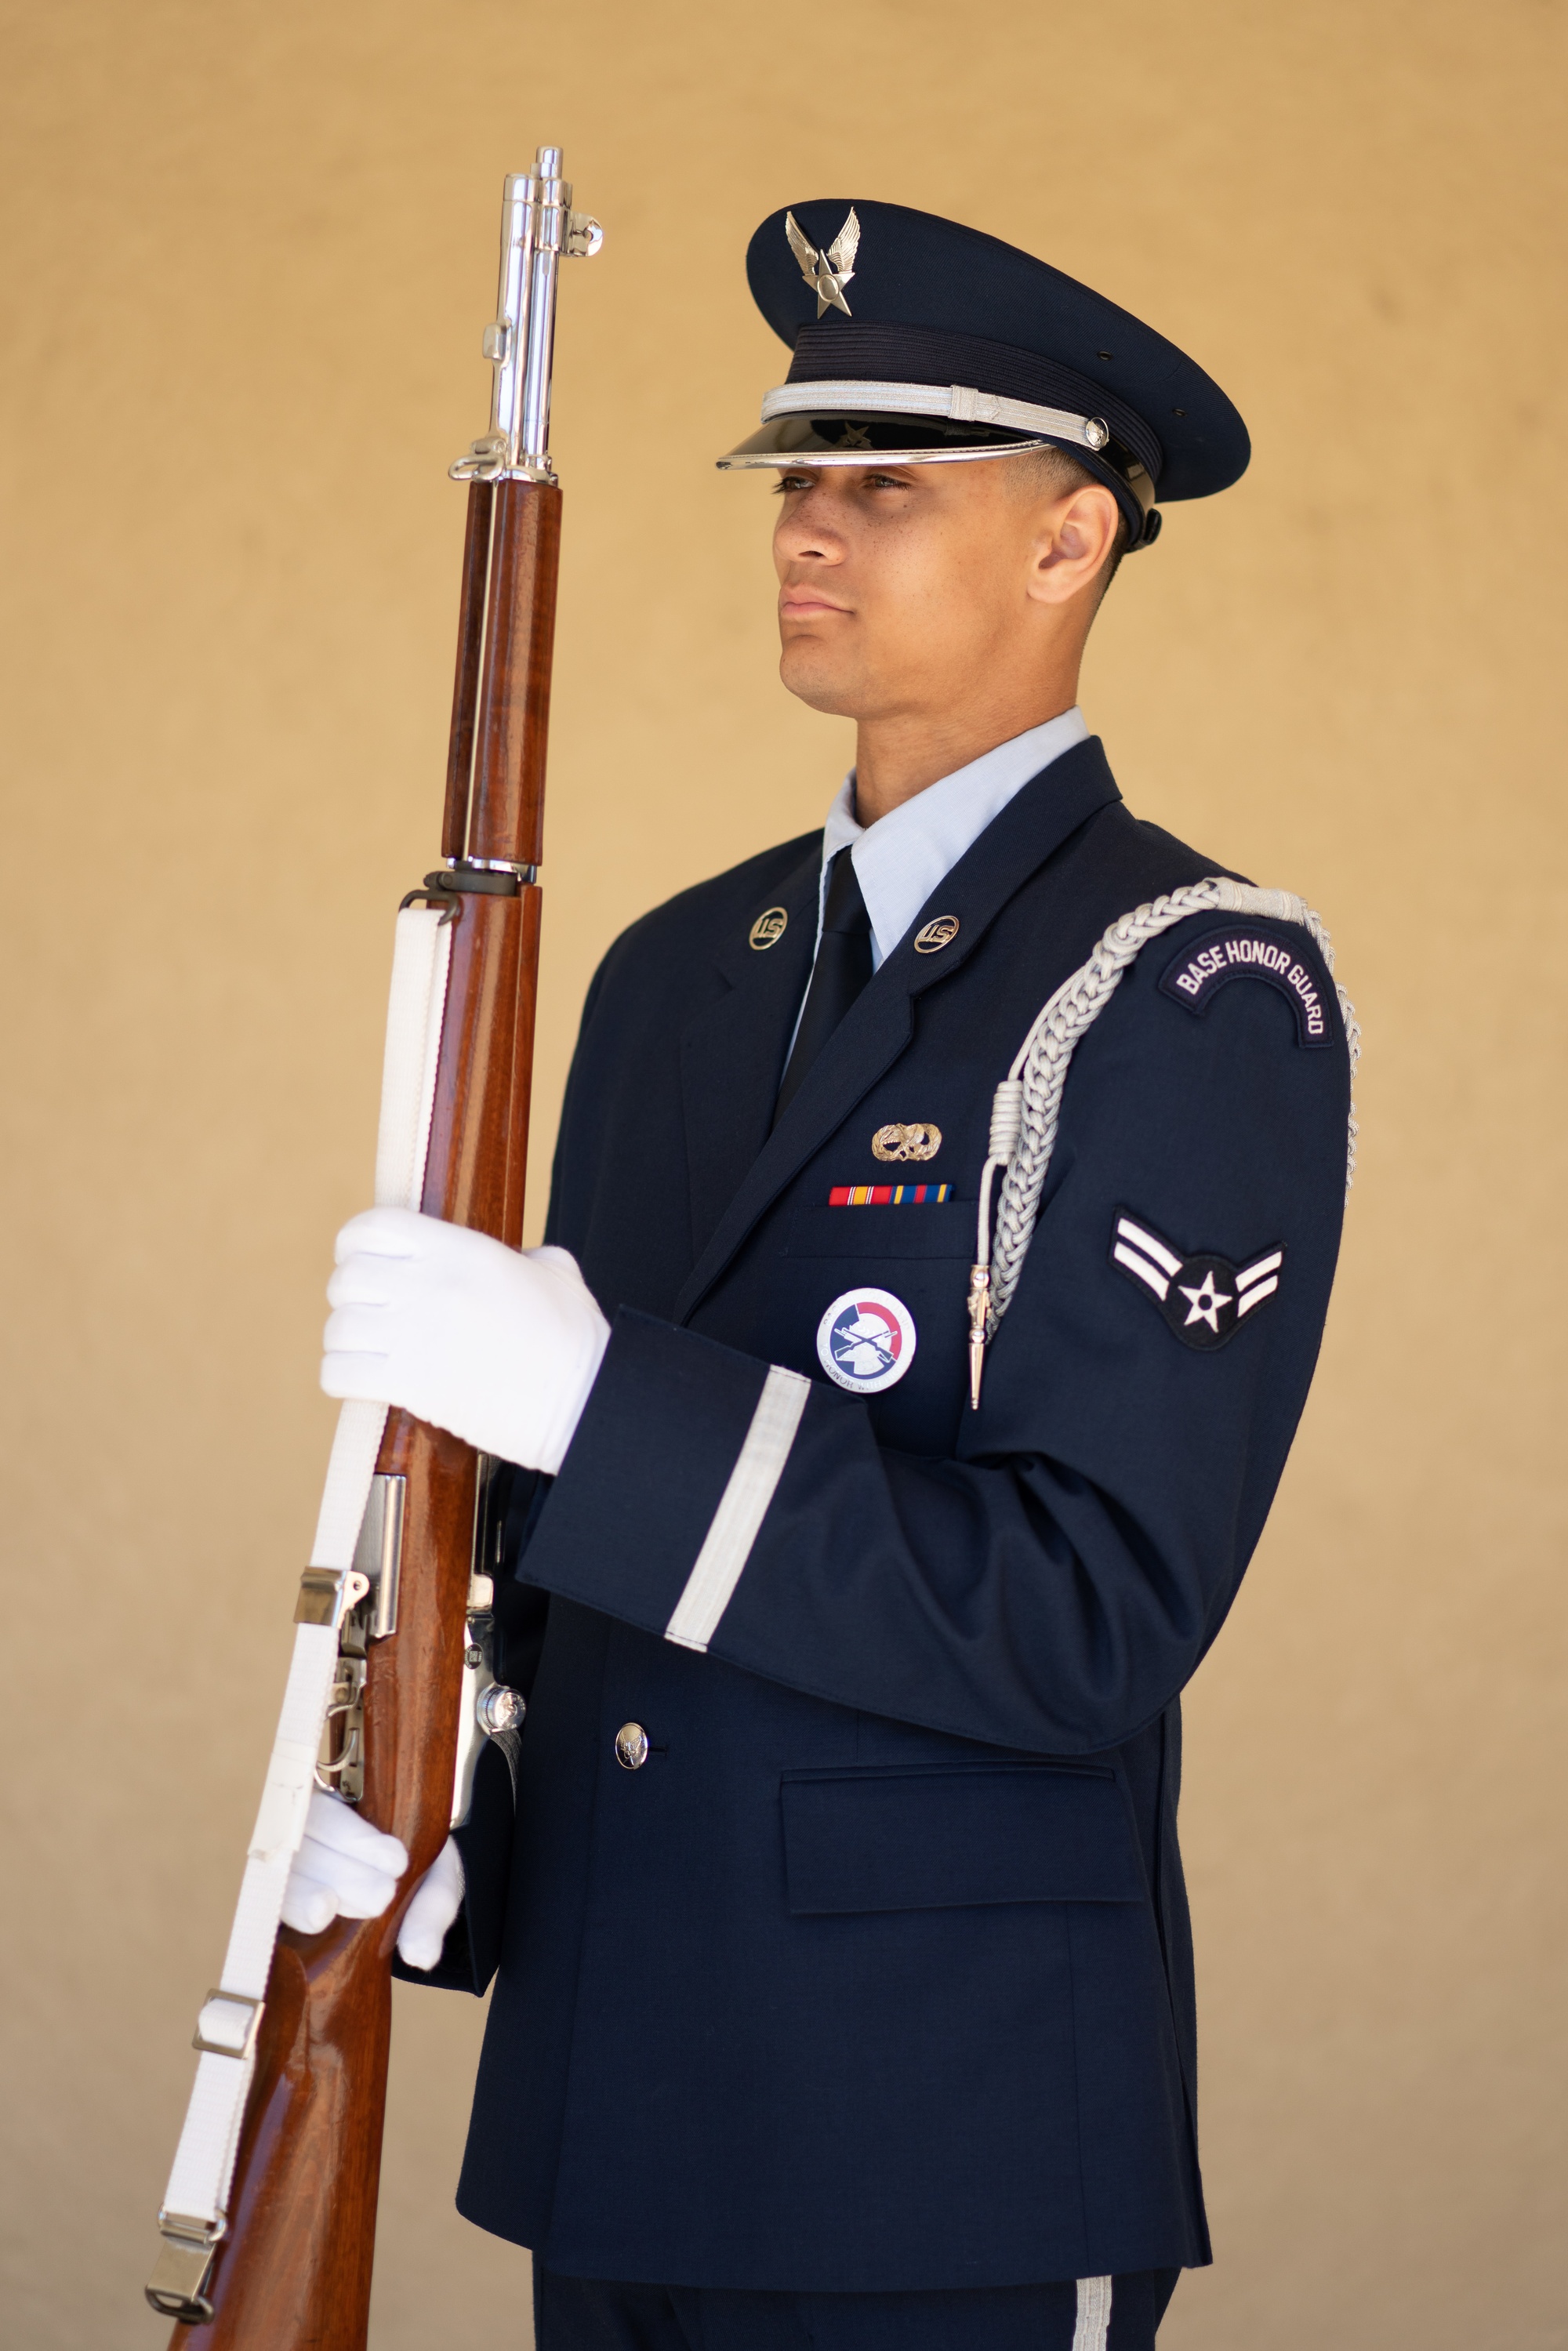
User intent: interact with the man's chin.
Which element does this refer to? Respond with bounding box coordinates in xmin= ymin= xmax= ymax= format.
xmin=777 ymin=647 xmax=866 ymax=718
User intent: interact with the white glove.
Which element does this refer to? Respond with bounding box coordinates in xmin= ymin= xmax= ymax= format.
xmin=395 ymin=1834 xmax=466 ymax=1971
xmin=281 ymin=1790 xmax=466 ymax=1971
xmin=281 ymin=1788 xmax=407 ymax=1936
xmin=321 ymin=1207 xmax=610 ymax=1475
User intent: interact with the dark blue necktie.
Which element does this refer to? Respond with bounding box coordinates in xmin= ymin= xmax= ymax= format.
xmin=774 ymin=849 xmax=874 ymax=1126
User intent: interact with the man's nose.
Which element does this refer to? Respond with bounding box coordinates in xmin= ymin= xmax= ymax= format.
xmin=777 ymin=489 xmax=844 ymax=557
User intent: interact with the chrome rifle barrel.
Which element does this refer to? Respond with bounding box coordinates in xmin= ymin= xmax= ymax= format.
xmin=451 ymin=144 xmax=603 ymax=486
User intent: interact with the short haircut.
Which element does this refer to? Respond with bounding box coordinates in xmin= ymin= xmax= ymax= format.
xmin=1006 ymin=443 xmax=1131 ymax=599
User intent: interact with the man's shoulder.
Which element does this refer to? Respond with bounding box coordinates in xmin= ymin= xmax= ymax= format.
xmin=1068 ymin=799 xmax=1245 ymax=908
xmin=1055 ymin=801 xmax=1345 ymax=1043
xmin=991 ymin=790 xmax=1246 ymax=989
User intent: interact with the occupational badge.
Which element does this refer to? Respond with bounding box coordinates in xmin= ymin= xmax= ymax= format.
xmin=816 ymin=1286 xmax=917 ymax=1394
xmin=749 ymin=905 xmax=788 ymax=949
xmin=785 ymin=208 xmax=861 ymax=318
xmin=871 ymin=1121 xmax=942 ymax=1163
xmin=913 ymin=916 xmax=960 ymax=953
xmin=1110 ymin=1211 xmax=1283 ymax=1351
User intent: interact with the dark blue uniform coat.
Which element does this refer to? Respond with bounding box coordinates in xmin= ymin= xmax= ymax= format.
xmin=405 ymin=737 xmax=1351 ymax=2293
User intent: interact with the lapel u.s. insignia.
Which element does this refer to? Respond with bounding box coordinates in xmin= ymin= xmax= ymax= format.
xmin=913 ymin=916 xmax=959 ymax=953
xmin=749 ymin=906 xmax=788 ymax=949
xmin=1110 ymin=1210 xmax=1283 ymax=1351
xmin=785 ymin=208 xmax=861 ymax=318
xmin=872 ymin=1122 xmax=942 ymax=1163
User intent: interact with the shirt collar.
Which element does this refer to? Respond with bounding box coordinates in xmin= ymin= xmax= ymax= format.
xmin=818 ymin=706 xmax=1091 ymax=967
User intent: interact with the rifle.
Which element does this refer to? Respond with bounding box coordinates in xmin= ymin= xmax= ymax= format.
xmin=145 ymin=147 xmax=601 ymax=2347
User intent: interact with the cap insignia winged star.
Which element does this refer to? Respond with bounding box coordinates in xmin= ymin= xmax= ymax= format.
xmin=786 ymin=208 xmax=861 ymax=317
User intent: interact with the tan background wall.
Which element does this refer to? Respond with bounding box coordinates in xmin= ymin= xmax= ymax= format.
xmin=1 ymin=2 xmax=1563 ymax=2344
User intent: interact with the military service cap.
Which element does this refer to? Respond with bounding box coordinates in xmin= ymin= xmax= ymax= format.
xmin=718 ymin=198 xmax=1250 ymax=550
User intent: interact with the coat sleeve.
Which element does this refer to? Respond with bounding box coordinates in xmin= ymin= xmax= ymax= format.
xmin=515 ymin=940 xmax=1352 ymax=1756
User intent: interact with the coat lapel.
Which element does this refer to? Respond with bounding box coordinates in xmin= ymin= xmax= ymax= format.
xmin=674 ymin=738 xmax=1123 ymax=1325
xmin=678 ymin=839 xmax=822 ymax=1262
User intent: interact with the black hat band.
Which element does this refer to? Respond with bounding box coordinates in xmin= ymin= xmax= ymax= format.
xmin=786 ymin=321 xmax=1164 ymax=484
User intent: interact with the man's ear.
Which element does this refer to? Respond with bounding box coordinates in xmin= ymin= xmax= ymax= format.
xmin=1025 ymin=483 xmax=1122 ymax=608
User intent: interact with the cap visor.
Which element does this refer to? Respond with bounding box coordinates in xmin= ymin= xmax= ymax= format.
xmin=716 ymin=412 xmax=1043 ymax=470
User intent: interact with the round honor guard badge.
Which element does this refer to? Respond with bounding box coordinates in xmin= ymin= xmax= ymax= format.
xmin=750 ymin=906 xmax=789 ymax=949
xmin=913 ymin=916 xmax=960 ymax=954
xmin=816 ymin=1287 xmax=917 ymax=1394
xmin=872 ymin=1122 xmax=942 ymax=1163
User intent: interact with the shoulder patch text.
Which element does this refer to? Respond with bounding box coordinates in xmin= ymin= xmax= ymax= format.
xmin=1158 ymin=923 xmax=1334 ymax=1046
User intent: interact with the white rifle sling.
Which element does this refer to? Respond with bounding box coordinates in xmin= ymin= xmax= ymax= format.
xmin=965 ymin=876 xmax=1359 ymax=1407
xmin=155 ymin=905 xmax=453 ymax=2248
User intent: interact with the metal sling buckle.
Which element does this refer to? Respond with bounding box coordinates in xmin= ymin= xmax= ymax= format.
xmin=146 ymin=2210 xmax=226 ymax=2323
xmin=295 ymin=1564 xmax=371 ymax=1628
xmin=193 ymin=1986 xmax=265 ymax=2061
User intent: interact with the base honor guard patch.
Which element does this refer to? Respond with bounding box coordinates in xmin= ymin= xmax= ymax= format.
xmin=1158 ymin=924 xmax=1334 ymax=1046
xmin=816 ymin=1287 xmax=917 ymax=1393
xmin=1111 ymin=1212 xmax=1283 ymax=1351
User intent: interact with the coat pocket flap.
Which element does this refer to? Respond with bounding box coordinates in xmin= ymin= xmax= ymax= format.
xmin=782 ymin=1763 xmax=1145 ymax=1914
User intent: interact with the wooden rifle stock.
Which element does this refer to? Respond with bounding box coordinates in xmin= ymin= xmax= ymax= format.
xmin=169 ymin=475 xmax=560 ymax=2349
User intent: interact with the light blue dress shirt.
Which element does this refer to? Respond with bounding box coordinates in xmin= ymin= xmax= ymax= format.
xmin=815 ymin=706 xmax=1091 ymax=971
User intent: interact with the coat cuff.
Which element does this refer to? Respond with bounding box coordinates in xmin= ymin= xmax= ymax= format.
xmin=519 ymin=1308 xmax=815 ymax=1653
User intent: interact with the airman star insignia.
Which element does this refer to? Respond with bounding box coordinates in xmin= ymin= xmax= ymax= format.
xmin=786 ymin=208 xmax=861 ymax=317
xmin=1110 ymin=1210 xmax=1283 ymax=1351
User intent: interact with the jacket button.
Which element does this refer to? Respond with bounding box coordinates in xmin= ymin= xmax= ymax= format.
xmin=614 ymin=1722 xmax=651 ymax=1772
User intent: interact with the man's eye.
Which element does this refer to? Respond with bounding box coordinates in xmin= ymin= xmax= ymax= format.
xmin=772 ymin=473 xmax=814 ymax=495
xmin=864 ymin=472 xmax=911 ymax=490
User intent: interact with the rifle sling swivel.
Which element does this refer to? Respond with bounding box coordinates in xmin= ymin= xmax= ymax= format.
xmin=400 ymin=862 xmax=536 ymax=922
xmin=145 ymin=2211 xmax=225 ymax=2324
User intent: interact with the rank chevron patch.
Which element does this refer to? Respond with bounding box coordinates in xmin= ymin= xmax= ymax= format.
xmin=1110 ymin=1211 xmax=1283 ymax=1351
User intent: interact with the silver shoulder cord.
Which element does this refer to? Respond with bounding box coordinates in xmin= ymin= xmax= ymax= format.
xmin=966 ymin=876 xmax=1361 ymax=1408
